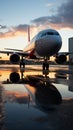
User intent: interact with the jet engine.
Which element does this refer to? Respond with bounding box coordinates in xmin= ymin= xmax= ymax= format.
xmin=10 ymin=53 xmax=20 ymax=64
xmin=55 ymin=54 xmax=67 ymax=64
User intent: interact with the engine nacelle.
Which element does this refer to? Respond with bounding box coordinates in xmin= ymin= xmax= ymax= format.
xmin=55 ymin=54 xmax=67 ymax=64
xmin=10 ymin=53 xmax=20 ymax=64
xmin=10 ymin=72 xmax=20 ymax=83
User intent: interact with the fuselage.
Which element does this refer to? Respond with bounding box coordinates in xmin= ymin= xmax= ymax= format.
xmin=23 ymin=29 xmax=62 ymax=58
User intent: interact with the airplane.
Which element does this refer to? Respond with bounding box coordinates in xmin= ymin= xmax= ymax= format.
xmin=0 ymin=28 xmax=70 ymax=70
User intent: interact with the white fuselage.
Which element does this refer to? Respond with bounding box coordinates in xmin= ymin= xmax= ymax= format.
xmin=23 ymin=29 xmax=62 ymax=57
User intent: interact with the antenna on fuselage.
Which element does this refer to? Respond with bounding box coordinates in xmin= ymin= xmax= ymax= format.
xmin=28 ymin=25 xmax=30 ymax=42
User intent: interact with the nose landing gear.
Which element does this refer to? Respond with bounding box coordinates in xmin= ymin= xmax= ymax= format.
xmin=42 ymin=58 xmax=49 ymax=77
xmin=42 ymin=58 xmax=49 ymax=71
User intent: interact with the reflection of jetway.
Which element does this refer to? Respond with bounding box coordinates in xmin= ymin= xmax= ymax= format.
xmin=68 ymin=66 xmax=73 ymax=91
xmin=68 ymin=74 xmax=73 ymax=92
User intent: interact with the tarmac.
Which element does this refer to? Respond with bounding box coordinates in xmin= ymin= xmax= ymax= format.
xmin=0 ymin=64 xmax=73 ymax=129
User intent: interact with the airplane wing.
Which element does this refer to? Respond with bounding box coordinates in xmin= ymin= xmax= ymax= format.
xmin=0 ymin=50 xmax=29 ymax=56
xmin=53 ymin=52 xmax=73 ymax=57
xmin=58 ymin=52 xmax=73 ymax=55
xmin=4 ymin=48 xmax=23 ymax=52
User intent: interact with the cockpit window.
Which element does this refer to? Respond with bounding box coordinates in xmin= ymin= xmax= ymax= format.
xmin=41 ymin=31 xmax=59 ymax=37
xmin=54 ymin=32 xmax=59 ymax=35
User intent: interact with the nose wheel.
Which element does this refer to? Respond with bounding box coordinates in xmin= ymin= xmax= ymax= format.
xmin=42 ymin=58 xmax=49 ymax=71
xmin=42 ymin=58 xmax=49 ymax=77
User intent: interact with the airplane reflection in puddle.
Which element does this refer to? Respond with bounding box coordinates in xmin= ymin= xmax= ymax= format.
xmin=2 ymin=68 xmax=62 ymax=111
xmin=2 ymin=67 xmax=69 ymax=86
xmin=1 ymin=67 xmax=73 ymax=129
xmin=1 ymin=66 xmax=73 ymax=100
xmin=0 ymin=69 xmax=66 ymax=130
xmin=26 ymin=81 xmax=62 ymax=111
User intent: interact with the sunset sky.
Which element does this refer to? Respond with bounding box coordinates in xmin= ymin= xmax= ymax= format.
xmin=0 ymin=0 xmax=73 ymax=59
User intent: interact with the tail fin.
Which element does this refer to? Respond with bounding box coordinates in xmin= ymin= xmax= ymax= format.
xmin=28 ymin=25 xmax=30 ymax=42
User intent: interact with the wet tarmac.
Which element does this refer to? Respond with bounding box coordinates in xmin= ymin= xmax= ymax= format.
xmin=0 ymin=64 xmax=73 ymax=129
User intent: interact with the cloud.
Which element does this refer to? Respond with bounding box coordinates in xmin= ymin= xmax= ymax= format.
xmin=13 ymin=24 xmax=29 ymax=32
xmin=0 ymin=24 xmax=30 ymax=38
xmin=31 ymin=16 xmax=49 ymax=26
xmin=5 ymin=91 xmax=30 ymax=104
xmin=0 ymin=29 xmax=15 ymax=38
xmin=31 ymin=0 xmax=73 ymax=29
xmin=0 ymin=25 xmax=7 ymax=29
xmin=0 ymin=24 xmax=39 ymax=39
xmin=57 ymin=0 xmax=73 ymax=27
xmin=0 ymin=0 xmax=73 ymax=39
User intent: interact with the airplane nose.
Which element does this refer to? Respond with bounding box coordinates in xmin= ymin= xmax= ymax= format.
xmin=35 ymin=36 xmax=62 ymax=57
xmin=46 ymin=39 xmax=62 ymax=56
xmin=53 ymin=40 xmax=62 ymax=53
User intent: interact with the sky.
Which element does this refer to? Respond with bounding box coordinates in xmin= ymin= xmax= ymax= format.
xmin=0 ymin=0 xmax=73 ymax=59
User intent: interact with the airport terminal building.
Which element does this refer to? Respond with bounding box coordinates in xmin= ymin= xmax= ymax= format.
xmin=69 ymin=37 xmax=73 ymax=63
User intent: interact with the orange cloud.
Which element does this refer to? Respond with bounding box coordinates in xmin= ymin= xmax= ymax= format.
xmin=0 ymin=30 xmax=27 ymax=38
xmin=5 ymin=91 xmax=28 ymax=98
xmin=5 ymin=90 xmax=31 ymax=104
xmin=0 ymin=24 xmax=38 ymax=39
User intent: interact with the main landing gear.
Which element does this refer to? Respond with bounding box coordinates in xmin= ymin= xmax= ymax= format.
xmin=20 ymin=56 xmax=25 ymax=68
xmin=20 ymin=57 xmax=25 ymax=79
